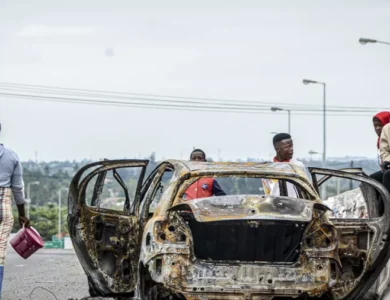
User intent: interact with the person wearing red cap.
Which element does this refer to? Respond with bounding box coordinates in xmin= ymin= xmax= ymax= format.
xmin=380 ymin=123 xmax=390 ymax=192
xmin=370 ymin=111 xmax=390 ymax=183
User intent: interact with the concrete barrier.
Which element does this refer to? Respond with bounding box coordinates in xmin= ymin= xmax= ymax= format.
xmin=64 ymin=237 xmax=74 ymax=250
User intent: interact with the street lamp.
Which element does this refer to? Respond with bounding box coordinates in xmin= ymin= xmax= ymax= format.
xmin=302 ymin=79 xmax=326 ymax=167
xmin=308 ymin=150 xmax=321 ymax=155
xmin=308 ymin=150 xmax=322 ymax=161
xmin=58 ymin=187 xmax=68 ymax=239
xmin=359 ymin=37 xmax=390 ymax=46
xmin=270 ymin=107 xmax=291 ymax=134
xmin=26 ymin=181 xmax=40 ymax=219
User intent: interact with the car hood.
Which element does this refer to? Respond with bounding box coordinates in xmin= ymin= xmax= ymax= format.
xmin=169 ymin=194 xmax=330 ymax=223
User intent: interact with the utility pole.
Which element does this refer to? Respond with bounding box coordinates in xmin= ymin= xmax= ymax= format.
xmin=302 ymin=79 xmax=327 ymax=166
xmin=58 ymin=187 xmax=68 ymax=239
xmin=336 ymin=177 xmax=341 ymax=195
xmin=349 ymin=161 xmax=354 ymax=190
xmin=26 ymin=181 xmax=40 ymax=219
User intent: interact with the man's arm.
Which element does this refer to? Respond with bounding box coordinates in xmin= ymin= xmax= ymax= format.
xmin=11 ymin=160 xmax=25 ymax=205
xmin=11 ymin=158 xmax=30 ymax=227
xmin=212 ymin=179 xmax=226 ymax=196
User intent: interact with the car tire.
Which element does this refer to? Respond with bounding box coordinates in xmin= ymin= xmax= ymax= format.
xmin=139 ymin=264 xmax=185 ymax=300
xmin=88 ymin=278 xmax=101 ymax=297
xmin=139 ymin=264 xmax=161 ymax=300
xmin=146 ymin=286 xmax=158 ymax=300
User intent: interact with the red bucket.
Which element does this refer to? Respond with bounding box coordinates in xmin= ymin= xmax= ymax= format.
xmin=10 ymin=226 xmax=44 ymax=259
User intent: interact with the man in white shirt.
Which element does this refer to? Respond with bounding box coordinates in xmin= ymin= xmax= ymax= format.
xmin=262 ymin=133 xmax=311 ymax=197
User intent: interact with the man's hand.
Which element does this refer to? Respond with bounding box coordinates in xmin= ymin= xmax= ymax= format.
xmin=18 ymin=216 xmax=30 ymax=228
xmin=16 ymin=203 xmax=30 ymax=228
xmin=383 ymin=161 xmax=390 ymax=170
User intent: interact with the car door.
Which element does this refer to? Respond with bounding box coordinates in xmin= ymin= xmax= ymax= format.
xmin=309 ymin=167 xmax=390 ymax=300
xmin=68 ymin=159 xmax=149 ymax=297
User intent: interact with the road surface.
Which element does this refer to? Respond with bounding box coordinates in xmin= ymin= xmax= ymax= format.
xmin=2 ymin=248 xmax=112 ymax=300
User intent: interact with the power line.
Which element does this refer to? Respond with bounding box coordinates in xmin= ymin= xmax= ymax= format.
xmin=0 ymin=81 xmax=386 ymax=113
xmin=0 ymin=91 xmax=376 ymax=117
xmin=0 ymin=91 xmax=286 ymax=112
xmin=0 ymin=82 xmax=381 ymax=113
xmin=1 ymin=81 xmax=322 ymax=108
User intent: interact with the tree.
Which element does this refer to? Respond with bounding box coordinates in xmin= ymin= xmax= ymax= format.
xmin=12 ymin=205 xmax=68 ymax=241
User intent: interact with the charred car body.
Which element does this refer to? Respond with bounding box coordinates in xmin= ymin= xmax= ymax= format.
xmin=68 ymin=160 xmax=390 ymax=299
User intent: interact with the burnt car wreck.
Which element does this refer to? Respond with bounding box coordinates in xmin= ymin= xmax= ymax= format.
xmin=68 ymin=160 xmax=390 ymax=300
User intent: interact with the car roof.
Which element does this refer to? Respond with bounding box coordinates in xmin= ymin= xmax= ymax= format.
xmin=165 ymin=159 xmax=303 ymax=176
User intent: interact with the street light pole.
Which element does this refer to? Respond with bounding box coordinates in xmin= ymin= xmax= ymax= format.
xmin=302 ymin=79 xmax=327 ymax=167
xmin=287 ymin=109 xmax=291 ymax=134
xmin=270 ymin=107 xmax=291 ymax=134
xmin=322 ymin=83 xmax=326 ymax=166
xmin=26 ymin=181 xmax=40 ymax=219
xmin=359 ymin=37 xmax=390 ymax=46
xmin=58 ymin=187 xmax=68 ymax=239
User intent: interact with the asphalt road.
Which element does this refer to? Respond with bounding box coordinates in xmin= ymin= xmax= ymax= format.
xmin=2 ymin=248 xmax=110 ymax=300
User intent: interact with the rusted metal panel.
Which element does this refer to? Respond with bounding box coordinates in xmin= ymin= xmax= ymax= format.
xmin=68 ymin=159 xmax=149 ymax=297
xmin=169 ymin=195 xmax=317 ymax=223
xmin=140 ymin=204 xmax=340 ymax=299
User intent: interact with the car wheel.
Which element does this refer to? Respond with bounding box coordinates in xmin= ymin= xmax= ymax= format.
xmin=147 ymin=286 xmax=158 ymax=300
xmin=140 ymin=276 xmax=156 ymax=299
xmin=139 ymin=264 xmax=185 ymax=300
xmin=139 ymin=264 xmax=159 ymax=300
xmin=88 ymin=278 xmax=101 ymax=297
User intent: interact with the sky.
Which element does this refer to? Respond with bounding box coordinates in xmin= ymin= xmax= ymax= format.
xmin=0 ymin=0 xmax=390 ymax=162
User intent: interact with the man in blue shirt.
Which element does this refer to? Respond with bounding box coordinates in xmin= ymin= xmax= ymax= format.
xmin=0 ymin=122 xmax=30 ymax=296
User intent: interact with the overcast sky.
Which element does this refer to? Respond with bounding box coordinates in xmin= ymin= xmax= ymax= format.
xmin=0 ymin=0 xmax=389 ymax=162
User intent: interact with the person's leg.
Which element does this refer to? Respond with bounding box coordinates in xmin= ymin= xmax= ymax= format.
xmin=383 ymin=170 xmax=390 ymax=194
xmin=370 ymin=170 xmax=383 ymax=182
xmin=0 ymin=266 xmax=3 ymax=298
xmin=0 ymin=189 xmax=14 ymax=298
xmin=369 ymin=171 xmax=385 ymax=215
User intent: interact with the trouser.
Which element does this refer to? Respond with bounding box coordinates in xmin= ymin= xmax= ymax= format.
xmin=0 ymin=188 xmax=14 ymax=297
xmin=370 ymin=170 xmax=383 ymax=182
xmin=370 ymin=170 xmax=390 ymax=192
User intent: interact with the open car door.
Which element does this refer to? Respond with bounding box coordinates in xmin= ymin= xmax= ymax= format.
xmin=309 ymin=167 xmax=390 ymax=299
xmin=68 ymin=159 xmax=148 ymax=298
